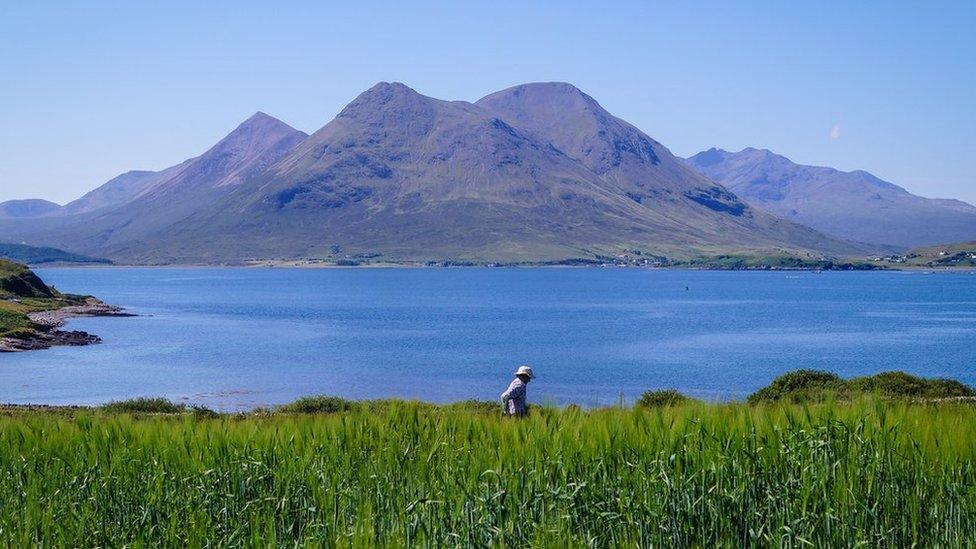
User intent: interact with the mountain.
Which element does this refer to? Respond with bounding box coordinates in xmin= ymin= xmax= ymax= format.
xmin=475 ymin=83 xmax=849 ymax=256
xmin=0 ymin=199 xmax=62 ymax=218
xmin=0 ymin=171 xmax=170 ymax=220
xmin=685 ymin=148 xmax=976 ymax=249
xmin=151 ymin=82 xmax=858 ymax=262
xmin=61 ymin=169 xmax=172 ymax=215
xmin=0 ymin=85 xmax=864 ymax=264
xmin=0 ymin=112 xmax=309 ymax=261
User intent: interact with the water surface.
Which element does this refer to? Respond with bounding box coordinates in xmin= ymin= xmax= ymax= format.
xmin=2 ymin=268 xmax=974 ymax=410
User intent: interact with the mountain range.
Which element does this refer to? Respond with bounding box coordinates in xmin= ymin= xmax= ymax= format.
xmin=685 ymin=148 xmax=976 ymax=249
xmin=0 ymin=82 xmax=931 ymax=264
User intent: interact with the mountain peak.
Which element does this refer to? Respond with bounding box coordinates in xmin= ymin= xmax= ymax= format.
xmin=243 ymin=111 xmax=278 ymax=123
xmin=333 ymin=81 xmax=447 ymax=129
xmin=478 ymin=81 xmax=674 ymax=174
xmin=689 ymin=147 xmax=781 ymax=165
xmin=206 ymin=113 xmax=306 ymax=156
xmin=346 ymin=82 xmax=427 ymax=108
xmin=366 ymin=81 xmax=417 ymax=94
xmin=500 ymin=81 xmax=587 ymax=95
xmin=739 ymin=147 xmax=775 ymax=157
xmin=138 ymin=112 xmax=308 ymax=195
xmin=686 ymin=147 xmax=729 ymax=167
xmin=724 ymin=148 xmax=798 ymax=168
xmin=478 ymin=82 xmax=599 ymax=113
xmin=687 ymin=147 xmax=805 ymax=175
xmin=231 ymin=111 xmax=299 ymax=135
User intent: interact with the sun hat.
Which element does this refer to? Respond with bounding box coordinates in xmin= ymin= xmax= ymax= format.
xmin=514 ymin=365 xmax=534 ymax=379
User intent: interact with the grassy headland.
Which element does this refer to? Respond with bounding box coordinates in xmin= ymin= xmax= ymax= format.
xmin=0 ymin=259 xmax=68 ymax=338
xmin=1 ymin=370 xmax=974 ymax=546
xmin=0 ymin=259 xmax=126 ymax=349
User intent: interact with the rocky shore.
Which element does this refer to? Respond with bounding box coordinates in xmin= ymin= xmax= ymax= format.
xmin=0 ymin=298 xmax=134 ymax=352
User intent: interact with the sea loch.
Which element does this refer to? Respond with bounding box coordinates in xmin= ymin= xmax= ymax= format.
xmin=1 ymin=267 xmax=974 ymax=411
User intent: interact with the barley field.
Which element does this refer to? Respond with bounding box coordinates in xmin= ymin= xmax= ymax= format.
xmin=0 ymin=400 xmax=974 ymax=546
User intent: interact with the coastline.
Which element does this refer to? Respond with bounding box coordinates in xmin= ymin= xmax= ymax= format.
xmin=33 ymin=260 xmax=976 ymax=273
xmin=0 ymin=298 xmax=133 ymax=352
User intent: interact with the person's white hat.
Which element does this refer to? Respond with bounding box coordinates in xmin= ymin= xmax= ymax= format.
xmin=514 ymin=365 xmax=534 ymax=379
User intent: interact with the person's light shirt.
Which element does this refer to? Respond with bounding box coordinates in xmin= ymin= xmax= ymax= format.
xmin=500 ymin=378 xmax=528 ymax=415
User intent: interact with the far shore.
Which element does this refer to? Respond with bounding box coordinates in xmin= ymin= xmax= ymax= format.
xmin=27 ymin=260 xmax=976 ymax=273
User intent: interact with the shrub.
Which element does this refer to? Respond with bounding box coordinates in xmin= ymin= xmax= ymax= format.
xmin=748 ymin=370 xmax=844 ymax=404
xmin=849 ymin=371 xmax=975 ymax=399
xmin=749 ymin=370 xmax=976 ymax=404
xmin=277 ymin=395 xmax=357 ymax=414
xmin=636 ymin=389 xmax=692 ymax=408
xmin=101 ymin=397 xmax=186 ymax=414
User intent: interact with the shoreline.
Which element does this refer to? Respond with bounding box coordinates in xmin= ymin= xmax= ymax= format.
xmin=0 ymin=298 xmax=133 ymax=352
xmin=29 ymin=261 xmax=976 ymax=273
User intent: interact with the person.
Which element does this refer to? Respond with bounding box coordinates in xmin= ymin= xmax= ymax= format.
xmin=500 ymin=365 xmax=534 ymax=416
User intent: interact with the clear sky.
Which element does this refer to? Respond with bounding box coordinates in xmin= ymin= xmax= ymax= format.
xmin=1 ymin=1 xmax=973 ymax=204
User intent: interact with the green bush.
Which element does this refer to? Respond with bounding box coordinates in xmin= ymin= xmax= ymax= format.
xmin=636 ymin=389 xmax=692 ymax=408
xmin=101 ymin=397 xmax=186 ymax=414
xmin=749 ymin=370 xmax=976 ymax=403
xmin=748 ymin=370 xmax=844 ymax=403
xmin=849 ymin=371 xmax=975 ymax=399
xmin=277 ymin=395 xmax=357 ymax=414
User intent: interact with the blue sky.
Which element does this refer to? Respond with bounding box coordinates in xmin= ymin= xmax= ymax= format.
xmin=1 ymin=1 xmax=973 ymax=204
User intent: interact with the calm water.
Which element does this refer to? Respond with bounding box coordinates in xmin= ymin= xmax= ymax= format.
xmin=2 ymin=267 xmax=975 ymax=410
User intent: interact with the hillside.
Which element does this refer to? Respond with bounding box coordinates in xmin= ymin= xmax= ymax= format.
xmin=0 ymin=243 xmax=110 ymax=265
xmin=900 ymin=240 xmax=976 ymax=267
xmin=0 ymin=260 xmax=56 ymax=299
xmin=685 ymin=147 xmax=976 ymax=249
xmin=61 ymin=169 xmax=174 ymax=215
xmin=0 ymin=259 xmax=59 ymax=341
xmin=0 ymin=199 xmax=62 ymax=218
xmin=0 ymin=84 xmax=866 ymax=264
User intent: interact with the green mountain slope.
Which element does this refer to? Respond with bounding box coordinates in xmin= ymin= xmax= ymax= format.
xmin=0 ymin=243 xmax=110 ymax=265
xmin=901 ymin=241 xmax=976 ymax=267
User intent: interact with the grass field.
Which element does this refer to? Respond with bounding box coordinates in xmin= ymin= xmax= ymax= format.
xmin=1 ymin=398 xmax=974 ymax=546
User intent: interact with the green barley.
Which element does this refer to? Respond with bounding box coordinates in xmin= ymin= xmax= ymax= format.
xmin=0 ymin=400 xmax=973 ymax=546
